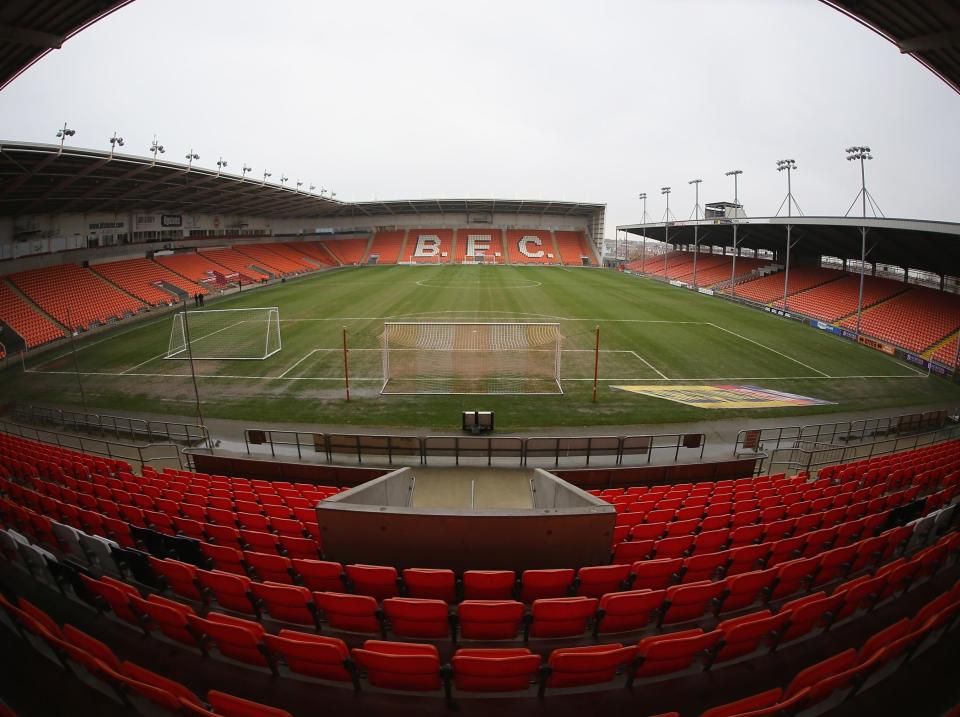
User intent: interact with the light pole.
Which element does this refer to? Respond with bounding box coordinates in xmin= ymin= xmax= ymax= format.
xmin=638 ymin=192 xmax=648 ymax=272
xmin=108 ymin=131 xmax=124 ymax=158
xmin=846 ymin=146 xmax=873 ymax=338
xmin=150 ymin=136 xmax=165 ymax=161
xmin=185 ymin=149 xmax=199 ymax=170
xmin=242 ymin=164 xmax=252 ymax=179
xmin=661 ymin=186 xmax=672 ymax=278
xmin=262 ymin=170 xmax=272 ymax=186
xmin=689 ymin=178 xmax=702 ymax=288
xmin=296 ymin=180 xmax=303 ymax=193
xmin=776 ymin=159 xmax=798 ymax=311
xmin=216 ymin=156 xmax=228 ymax=176
xmin=280 ymin=175 xmax=289 ymax=188
xmin=56 ymin=123 xmax=75 ymax=150
xmin=725 ymin=169 xmax=743 ymax=296
xmin=309 ymin=184 xmax=316 ymax=194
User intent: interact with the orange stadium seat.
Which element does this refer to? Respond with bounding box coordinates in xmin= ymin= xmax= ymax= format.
xmin=281 ymin=241 xmax=338 ymax=267
xmin=0 ymin=280 xmax=65 ymax=347
xmin=841 ymin=285 xmax=960 ymax=354
xmin=400 ymin=229 xmax=454 ymax=264
xmin=554 ymin=231 xmax=596 ymax=266
xmin=729 ymin=265 xmax=843 ymax=305
xmin=367 ymin=231 xmax=406 ymax=264
xmin=154 ymin=252 xmax=243 ymax=288
xmin=769 ymin=273 xmax=906 ymax=321
xmin=506 ymin=229 xmax=557 ymax=265
xmin=198 ymin=249 xmax=270 ymax=282
xmin=456 ymin=228 xmax=502 ymax=263
xmin=233 ymin=244 xmax=316 ymax=275
xmin=320 ymin=238 xmax=369 ymax=265
xmin=90 ymin=257 xmax=206 ymax=306
xmin=8 ymin=263 xmax=145 ymax=331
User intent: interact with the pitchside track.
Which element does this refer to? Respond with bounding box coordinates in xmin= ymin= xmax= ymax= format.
xmin=10 ymin=265 xmax=958 ymax=428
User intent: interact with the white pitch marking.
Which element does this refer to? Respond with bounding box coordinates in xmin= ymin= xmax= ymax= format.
xmin=630 ymin=350 xmax=670 ymax=380
xmin=706 ymin=323 xmax=831 ymax=377
xmin=277 ymin=348 xmax=321 ymax=379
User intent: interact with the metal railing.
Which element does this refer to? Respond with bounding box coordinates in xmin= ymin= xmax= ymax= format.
xmin=242 ymin=429 xmax=707 ymax=468
xmin=734 ymin=408 xmax=956 ymax=456
xmin=12 ymin=404 xmax=209 ymax=446
xmin=0 ymin=421 xmax=183 ymax=469
xmin=764 ymin=423 xmax=960 ymax=476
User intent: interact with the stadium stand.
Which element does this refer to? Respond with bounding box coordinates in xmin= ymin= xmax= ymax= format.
xmin=152 ymin=252 xmax=238 ymax=288
xmin=367 ymin=231 xmax=406 ymax=265
xmin=198 ymin=249 xmax=271 ymax=282
xmin=91 ymin=258 xmax=207 ymax=306
xmin=7 ymin=264 xmax=144 ymax=331
xmin=233 ymin=244 xmax=315 ymax=276
xmin=687 ymin=256 xmax=768 ymax=287
xmin=506 ymin=230 xmax=557 ymax=265
xmin=769 ymin=274 xmax=907 ymax=322
xmin=729 ymin=266 xmax=844 ymax=305
xmin=0 ymin=281 xmax=65 ymax=348
xmin=840 ymin=285 xmax=960 ymax=354
xmin=932 ymin=335 xmax=958 ymax=369
xmin=400 ymin=230 xmax=454 ymax=264
xmin=320 ymin=238 xmax=369 ymax=265
xmin=280 ymin=241 xmax=338 ymax=268
xmin=554 ymin=231 xmax=597 ymax=266
xmin=456 ymin=229 xmax=502 ymax=263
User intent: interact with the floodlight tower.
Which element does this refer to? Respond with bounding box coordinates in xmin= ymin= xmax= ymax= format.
xmin=185 ymin=149 xmax=199 ymax=170
xmin=280 ymin=175 xmax=289 ymax=188
xmin=150 ymin=136 xmax=165 ymax=162
xmin=108 ymin=131 xmax=124 ymax=158
xmin=242 ymin=164 xmax=252 ymax=179
xmin=725 ymin=169 xmax=743 ymax=296
xmin=689 ymin=178 xmax=703 ymax=288
xmin=776 ymin=159 xmax=800 ymax=311
xmin=309 ymin=184 xmax=316 ymax=194
xmin=638 ymin=192 xmax=649 ymax=272
xmin=216 ymin=156 xmax=228 ymax=176
xmin=661 ymin=186 xmax=672 ymax=277
xmin=55 ymin=122 xmax=75 ymax=150
xmin=262 ymin=170 xmax=272 ymax=186
xmin=846 ymin=146 xmax=874 ymax=338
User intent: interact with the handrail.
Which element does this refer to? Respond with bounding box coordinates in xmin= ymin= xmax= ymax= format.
xmin=12 ymin=404 xmax=209 ymax=446
xmin=0 ymin=421 xmax=183 ymax=469
xmin=242 ymin=428 xmax=708 ymax=468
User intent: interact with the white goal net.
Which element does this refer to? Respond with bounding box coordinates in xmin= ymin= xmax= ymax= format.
xmin=166 ymin=307 xmax=282 ymax=360
xmin=380 ymin=322 xmax=562 ymax=394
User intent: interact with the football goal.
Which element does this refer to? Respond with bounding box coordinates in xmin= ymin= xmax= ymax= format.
xmin=166 ymin=307 xmax=281 ymax=360
xmin=380 ymin=322 xmax=562 ymax=394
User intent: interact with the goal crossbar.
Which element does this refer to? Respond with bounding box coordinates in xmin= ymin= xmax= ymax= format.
xmin=380 ymin=321 xmax=562 ymax=395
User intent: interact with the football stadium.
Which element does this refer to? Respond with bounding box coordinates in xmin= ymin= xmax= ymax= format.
xmin=0 ymin=2 xmax=959 ymax=717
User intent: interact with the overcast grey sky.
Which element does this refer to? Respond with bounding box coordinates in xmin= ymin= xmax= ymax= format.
xmin=0 ymin=0 xmax=958 ymax=235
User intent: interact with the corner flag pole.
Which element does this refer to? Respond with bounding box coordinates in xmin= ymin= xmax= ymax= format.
xmin=592 ymin=324 xmax=600 ymax=403
xmin=342 ymin=326 xmax=351 ymax=402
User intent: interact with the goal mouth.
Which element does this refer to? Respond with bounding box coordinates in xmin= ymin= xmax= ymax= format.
xmin=166 ymin=307 xmax=282 ymax=360
xmin=380 ymin=322 xmax=563 ymax=395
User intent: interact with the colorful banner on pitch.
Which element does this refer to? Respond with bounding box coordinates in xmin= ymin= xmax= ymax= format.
xmin=611 ymin=384 xmax=834 ymax=409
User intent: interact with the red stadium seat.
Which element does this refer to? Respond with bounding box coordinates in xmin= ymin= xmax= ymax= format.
xmin=631 ymin=558 xmax=684 ymax=590
xmin=661 ymin=581 xmax=727 ymax=625
xmin=631 ymin=628 xmax=720 ymax=680
xmin=207 ymin=689 xmax=293 ymax=717
xmin=699 ymin=687 xmax=784 ymax=717
xmin=457 ymin=600 xmax=526 ymax=640
xmin=262 ymin=630 xmax=356 ymax=684
xmin=526 ymin=597 xmax=598 ymax=639
xmin=351 ymin=640 xmax=444 ymax=692
xmin=595 ymin=589 xmax=666 ymax=635
xmin=383 ymin=597 xmax=451 ymax=639
xmin=291 ymin=559 xmax=345 ymax=592
xmin=576 ymin=564 xmax=631 ymax=597
xmin=345 ymin=564 xmax=399 ymax=600
xmin=129 ymin=593 xmax=201 ymax=648
xmin=451 ymin=648 xmax=541 ymax=692
xmin=520 ymin=568 xmax=575 ymax=602
xmin=462 ymin=570 xmax=516 ymax=600
xmin=540 ymin=643 xmax=637 ymax=695
xmin=250 ymin=582 xmax=319 ymax=627
xmin=403 ymin=568 xmax=457 ymax=601
xmin=197 ymin=569 xmax=257 ymax=615
xmin=314 ymin=591 xmax=384 ymax=635
xmin=187 ymin=612 xmax=271 ymax=668
xmin=712 ymin=609 xmax=790 ymax=664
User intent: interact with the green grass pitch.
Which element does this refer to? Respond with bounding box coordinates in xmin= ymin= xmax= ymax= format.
xmin=5 ymin=265 xmax=959 ymax=430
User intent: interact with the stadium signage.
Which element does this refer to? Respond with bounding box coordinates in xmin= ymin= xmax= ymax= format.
xmin=413 ymin=234 xmax=441 ymax=257
xmin=161 ymin=214 xmax=183 ymax=227
xmin=519 ymin=236 xmax=544 ymax=258
xmin=857 ymin=336 xmax=895 ymax=355
xmin=89 ymin=221 xmax=124 ymax=230
xmin=698 ymin=288 xmax=714 ymax=296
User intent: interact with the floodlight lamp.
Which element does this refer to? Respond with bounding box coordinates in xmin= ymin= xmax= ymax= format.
xmin=117 ymin=138 xmax=124 ymax=146
xmin=638 ymin=192 xmax=646 ymax=199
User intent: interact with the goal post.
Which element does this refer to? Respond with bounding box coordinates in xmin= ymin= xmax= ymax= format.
xmin=166 ymin=307 xmax=282 ymax=360
xmin=380 ymin=322 xmax=562 ymax=395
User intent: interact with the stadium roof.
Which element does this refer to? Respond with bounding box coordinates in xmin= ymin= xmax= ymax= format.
xmin=821 ymin=1 xmax=960 ymax=95
xmin=0 ymin=1 xmax=133 ymax=91
xmin=618 ymin=216 xmax=960 ymax=277
xmin=0 ymin=141 xmax=604 ymax=221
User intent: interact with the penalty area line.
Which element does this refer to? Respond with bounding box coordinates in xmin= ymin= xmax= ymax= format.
xmin=706 ymin=323 xmax=831 ymax=378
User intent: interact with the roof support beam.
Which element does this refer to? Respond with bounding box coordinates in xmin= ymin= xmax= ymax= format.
xmin=898 ymin=28 xmax=960 ymax=53
xmin=0 ymin=24 xmax=63 ymax=49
